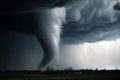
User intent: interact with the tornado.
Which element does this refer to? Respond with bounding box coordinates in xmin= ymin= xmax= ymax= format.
xmin=34 ymin=10 xmax=63 ymax=69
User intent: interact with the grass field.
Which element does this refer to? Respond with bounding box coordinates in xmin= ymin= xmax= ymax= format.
xmin=0 ymin=70 xmax=120 ymax=80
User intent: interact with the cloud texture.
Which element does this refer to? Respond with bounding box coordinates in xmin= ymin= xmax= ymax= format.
xmin=61 ymin=0 xmax=120 ymax=44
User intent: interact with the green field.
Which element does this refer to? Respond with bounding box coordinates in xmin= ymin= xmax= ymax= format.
xmin=0 ymin=70 xmax=120 ymax=80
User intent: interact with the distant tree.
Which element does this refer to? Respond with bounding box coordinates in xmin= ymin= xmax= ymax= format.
xmin=95 ymin=68 xmax=98 ymax=71
xmin=65 ymin=67 xmax=74 ymax=71
xmin=68 ymin=67 xmax=74 ymax=71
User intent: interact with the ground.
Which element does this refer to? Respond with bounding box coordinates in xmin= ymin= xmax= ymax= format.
xmin=0 ymin=70 xmax=120 ymax=80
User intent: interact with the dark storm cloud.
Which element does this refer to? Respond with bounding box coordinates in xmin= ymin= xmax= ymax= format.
xmin=0 ymin=0 xmax=59 ymax=14
xmin=0 ymin=0 xmax=77 ymax=14
xmin=62 ymin=19 xmax=120 ymax=44
xmin=61 ymin=0 xmax=120 ymax=44
xmin=2 ymin=0 xmax=120 ymax=44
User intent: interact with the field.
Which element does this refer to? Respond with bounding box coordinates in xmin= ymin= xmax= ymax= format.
xmin=0 ymin=70 xmax=120 ymax=80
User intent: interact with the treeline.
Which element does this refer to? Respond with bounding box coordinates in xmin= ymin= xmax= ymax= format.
xmin=0 ymin=67 xmax=120 ymax=75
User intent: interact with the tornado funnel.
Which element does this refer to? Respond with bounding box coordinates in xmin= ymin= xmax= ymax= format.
xmin=34 ymin=10 xmax=61 ymax=69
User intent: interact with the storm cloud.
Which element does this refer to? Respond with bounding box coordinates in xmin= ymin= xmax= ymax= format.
xmin=1 ymin=0 xmax=120 ymax=44
xmin=62 ymin=0 xmax=120 ymax=44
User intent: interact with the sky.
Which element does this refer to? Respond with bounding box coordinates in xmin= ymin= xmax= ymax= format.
xmin=50 ymin=39 xmax=120 ymax=70
xmin=0 ymin=0 xmax=120 ymax=70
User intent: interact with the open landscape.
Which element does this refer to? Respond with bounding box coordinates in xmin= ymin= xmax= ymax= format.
xmin=0 ymin=69 xmax=120 ymax=80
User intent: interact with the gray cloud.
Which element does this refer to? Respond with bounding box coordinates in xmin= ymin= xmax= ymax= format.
xmin=0 ymin=0 xmax=78 ymax=14
xmin=2 ymin=0 xmax=120 ymax=44
xmin=61 ymin=0 xmax=120 ymax=44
